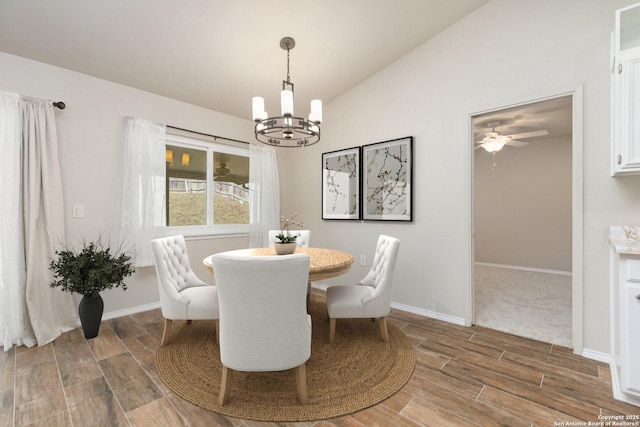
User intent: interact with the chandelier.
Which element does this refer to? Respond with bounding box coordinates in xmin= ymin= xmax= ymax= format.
xmin=252 ymin=37 xmax=322 ymax=147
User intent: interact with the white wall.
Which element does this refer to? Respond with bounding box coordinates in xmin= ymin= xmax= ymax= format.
xmin=0 ymin=51 xmax=252 ymax=314
xmin=474 ymin=136 xmax=572 ymax=272
xmin=280 ymin=0 xmax=640 ymax=355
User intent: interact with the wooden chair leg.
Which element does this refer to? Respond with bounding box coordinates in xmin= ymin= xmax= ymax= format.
xmin=379 ymin=317 xmax=389 ymax=343
xmin=214 ymin=319 xmax=220 ymax=345
xmin=160 ymin=318 xmax=172 ymax=346
xmin=218 ymin=366 xmax=231 ymax=406
xmin=295 ymin=364 xmax=308 ymax=404
xmin=329 ymin=318 xmax=336 ymax=343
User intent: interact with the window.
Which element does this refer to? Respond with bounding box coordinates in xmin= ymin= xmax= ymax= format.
xmin=165 ymin=131 xmax=250 ymax=236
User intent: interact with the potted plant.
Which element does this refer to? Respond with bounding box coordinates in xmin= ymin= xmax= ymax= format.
xmin=274 ymin=212 xmax=304 ymax=255
xmin=49 ymin=239 xmax=134 ymax=339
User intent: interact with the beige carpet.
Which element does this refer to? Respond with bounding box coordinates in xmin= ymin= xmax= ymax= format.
xmin=474 ymin=264 xmax=572 ymax=347
xmin=155 ymin=300 xmax=416 ymax=422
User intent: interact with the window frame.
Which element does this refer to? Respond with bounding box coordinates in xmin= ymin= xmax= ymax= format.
xmin=165 ymin=131 xmax=250 ymax=238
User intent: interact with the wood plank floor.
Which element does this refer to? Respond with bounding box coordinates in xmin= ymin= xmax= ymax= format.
xmin=1 ymin=289 xmax=639 ymax=426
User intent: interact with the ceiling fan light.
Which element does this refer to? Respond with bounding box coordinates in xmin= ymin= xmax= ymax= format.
xmin=215 ymin=162 xmax=230 ymax=177
xmin=482 ymin=140 xmax=506 ymax=152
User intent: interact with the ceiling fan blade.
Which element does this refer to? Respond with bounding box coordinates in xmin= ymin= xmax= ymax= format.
xmin=474 ymin=144 xmax=485 ymax=150
xmin=507 ymin=130 xmax=549 ymax=139
xmin=506 ymin=139 xmax=528 ymax=148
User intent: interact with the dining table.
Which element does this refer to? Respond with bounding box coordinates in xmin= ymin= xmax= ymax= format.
xmin=203 ymin=247 xmax=355 ymax=281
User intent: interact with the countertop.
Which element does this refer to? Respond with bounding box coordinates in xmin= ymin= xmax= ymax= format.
xmin=610 ymin=226 xmax=640 ymax=255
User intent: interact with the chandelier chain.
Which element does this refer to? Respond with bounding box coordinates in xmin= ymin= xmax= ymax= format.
xmin=286 ymin=44 xmax=291 ymax=83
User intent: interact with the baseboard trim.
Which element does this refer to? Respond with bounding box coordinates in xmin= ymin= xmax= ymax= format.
xmin=312 ymin=282 xmax=467 ymax=325
xmin=103 ymin=302 xmax=161 ymax=321
xmin=391 ymin=301 xmax=468 ymax=326
xmin=474 ymin=261 xmax=572 ymax=276
xmin=607 ymin=359 xmax=640 ymax=407
xmin=580 ymin=348 xmax=611 ymax=364
xmin=310 ymin=281 xmax=329 ymax=291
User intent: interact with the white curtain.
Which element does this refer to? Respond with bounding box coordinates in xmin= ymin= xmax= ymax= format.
xmin=120 ymin=117 xmax=166 ymax=267
xmin=249 ymin=142 xmax=280 ymax=247
xmin=0 ymin=91 xmax=79 ymax=351
xmin=0 ymin=91 xmax=31 ymax=349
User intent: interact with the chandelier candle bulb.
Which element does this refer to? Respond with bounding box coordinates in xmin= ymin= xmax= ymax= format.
xmin=281 ymin=89 xmax=294 ymax=116
xmin=310 ymin=99 xmax=322 ymax=123
xmin=252 ymin=97 xmax=265 ymax=121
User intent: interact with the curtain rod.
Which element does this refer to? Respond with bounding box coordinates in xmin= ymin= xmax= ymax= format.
xmin=52 ymin=101 xmax=66 ymax=110
xmin=166 ymin=125 xmax=249 ymax=145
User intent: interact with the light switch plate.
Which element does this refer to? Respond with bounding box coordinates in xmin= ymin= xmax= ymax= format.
xmin=72 ymin=204 xmax=85 ymax=218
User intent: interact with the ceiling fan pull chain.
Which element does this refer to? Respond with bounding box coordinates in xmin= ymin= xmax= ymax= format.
xmin=492 ymin=152 xmax=497 ymax=172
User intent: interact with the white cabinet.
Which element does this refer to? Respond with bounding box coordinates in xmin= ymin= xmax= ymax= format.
xmin=612 ymin=2 xmax=640 ymax=176
xmin=610 ymin=227 xmax=640 ymax=404
xmin=620 ymin=257 xmax=640 ymax=397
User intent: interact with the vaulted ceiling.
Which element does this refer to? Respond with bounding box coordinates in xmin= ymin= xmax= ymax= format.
xmin=0 ymin=0 xmax=490 ymax=120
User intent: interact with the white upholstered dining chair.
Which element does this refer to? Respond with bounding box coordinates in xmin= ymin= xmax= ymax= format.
xmin=268 ymin=229 xmax=311 ymax=247
xmin=151 ymin=235 xmax=219 ymax=346
xmin=269 ymin=229 xmax=313 ymax=305
xmin=211 ymin=252 xmax=311 ymax=406
xmin=326 ymin=235 xmax=400 ymax=343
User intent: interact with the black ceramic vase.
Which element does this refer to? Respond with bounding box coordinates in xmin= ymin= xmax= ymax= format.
xmin=78 ymin=294 xmax=104 ymax=339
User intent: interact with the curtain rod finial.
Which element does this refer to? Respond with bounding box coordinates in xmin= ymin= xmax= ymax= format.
xmin=53 ymin=101 xmax=65 ymax=110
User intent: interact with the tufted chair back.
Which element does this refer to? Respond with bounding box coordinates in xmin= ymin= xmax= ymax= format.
xmin=151 ymin=235 xmax=219 ymax=325
xmin=325 ymin=234 xmax=399 ymax=343
xmin=360 ymin=235 xmax=400 ymax=307
xmin=268 ymin=230 xmax=311 ymax=247
xmin=152 ymin=235 xmax=203 ymax=293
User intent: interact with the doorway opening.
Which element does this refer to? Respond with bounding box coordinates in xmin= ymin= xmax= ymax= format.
xmin=471 ymin=94 xmax=576 ymax=348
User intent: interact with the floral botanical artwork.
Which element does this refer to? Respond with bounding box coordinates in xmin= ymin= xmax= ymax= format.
xmin=362 ymin=137 xmax=413 ymax=221
xmin=322 ymin=147 xmax=360 ymax=220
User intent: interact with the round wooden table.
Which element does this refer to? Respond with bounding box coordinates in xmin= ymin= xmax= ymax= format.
xmin=203 ymin=247 xmax=355 ymax=281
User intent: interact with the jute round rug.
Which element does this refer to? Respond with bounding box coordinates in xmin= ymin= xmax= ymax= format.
xmin=155 ymin=300 xmax=416 ymax=422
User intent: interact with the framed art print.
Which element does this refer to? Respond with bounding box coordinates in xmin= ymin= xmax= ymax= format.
xmin=322 ymin=147 xmax=360 ymax=220
xmin=362 ymin=136 xmax=413 ymax=221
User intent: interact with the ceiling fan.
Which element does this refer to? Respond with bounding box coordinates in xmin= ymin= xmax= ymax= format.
xmin=214 ymin=161 xmax=230 ymax=178
xmin=475 ymin=121 xmax=549 ymax=152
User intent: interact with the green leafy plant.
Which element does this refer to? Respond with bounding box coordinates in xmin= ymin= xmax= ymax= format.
xmin=275 ymin=212 xmax=304 ymax=243
xmin=49 ymin=240 xmax=135 ymax=298
xmin=275 ymin=233 xmax=298 ymax=243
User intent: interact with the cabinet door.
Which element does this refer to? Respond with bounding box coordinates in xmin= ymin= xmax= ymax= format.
xmin=621 ymin=281 xmax=640 ymax=397
xmin=617 ymin=2 xmax=640 ymax=52
xmin=613 ymin=50 xmax=640 ymax=175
